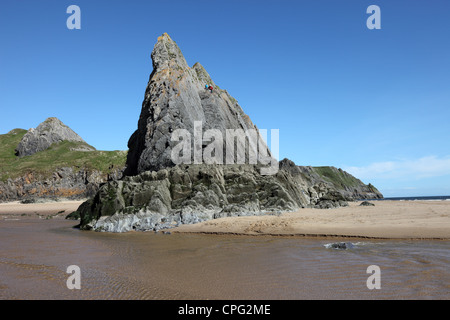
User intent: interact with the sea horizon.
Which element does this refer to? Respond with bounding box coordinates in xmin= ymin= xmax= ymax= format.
xmin=374 ymin=195 xmax=450 ymax=201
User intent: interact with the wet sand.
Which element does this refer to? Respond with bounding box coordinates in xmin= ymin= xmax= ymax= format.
xmin=1 ymin=218 xmax=449 ymax=300
xmin=172 ymin=200 xmax=450 ymax=240
xmin=0 ymin=200 xmax=449 ymax=299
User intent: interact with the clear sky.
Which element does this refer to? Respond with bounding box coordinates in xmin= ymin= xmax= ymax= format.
xmin=1 ymin=0 xmax=449 ymax=197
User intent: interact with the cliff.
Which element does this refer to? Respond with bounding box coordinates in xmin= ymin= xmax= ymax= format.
xmin=125 ymin=33 xmax=267 ymax=176
xmin=74 ymin=33 xmax=382 ymax=232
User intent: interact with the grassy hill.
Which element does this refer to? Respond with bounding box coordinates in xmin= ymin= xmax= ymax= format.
xmin=312 ymin=166 xmax=362 ymax=189
xmin=0 ymin=129 xmax=127 ymax=182
xmin=312 ymin=166 xmax=381 ymax=195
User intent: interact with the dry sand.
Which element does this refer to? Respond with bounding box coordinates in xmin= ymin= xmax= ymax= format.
xmin=1 ymin=200 xmax=449 ymax=239
xmin=172 ymin=200 xmax=450 ymax=239
xmin=0 ymin=200 xmax=84 ymax=220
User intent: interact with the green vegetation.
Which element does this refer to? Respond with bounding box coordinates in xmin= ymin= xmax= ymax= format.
xmin=0 ymin=129 xmax=27 ymax=165
xmin=0 ymin=129 xmax=127 ymax=182
xmin=312 ymin=166 xmax=361 ymax=189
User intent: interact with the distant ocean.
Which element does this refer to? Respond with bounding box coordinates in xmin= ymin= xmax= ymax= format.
xmin=376 ymin=195 xmax=450 ymax=201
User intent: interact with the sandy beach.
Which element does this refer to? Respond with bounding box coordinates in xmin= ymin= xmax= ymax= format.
xmin=1 ymin=199 xmax=449 ymax=239
xmin=172 ymin=200 xmax=450 ymax=240
xmin=0 ymin=200 xmax=84 ymax=220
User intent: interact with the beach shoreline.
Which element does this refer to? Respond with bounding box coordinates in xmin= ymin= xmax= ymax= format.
xmin=1 ymin=199 xmax=449 ymax=240
xmin=0 ymin=200 xmax=84 ymax=220
xmin=172 ymin=200 xmax=450 ymax=240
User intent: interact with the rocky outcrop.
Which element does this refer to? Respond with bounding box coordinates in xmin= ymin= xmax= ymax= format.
xmin=295 ymin=165 xmax=383 ymax=200
xmin=15 ymin=117 xmax=94 ymax=157
xmin=324 ymin=242 xmax=355 ymax=250
xmin=75 ymin=159 xmax=376 ymax=232
xmin=75 ymin=162 xmax=349 ymax=232
xmin=0 ymin=166 xmax=124 ymax=203
xmin=74 ymin=33 xmax=383 ymax=232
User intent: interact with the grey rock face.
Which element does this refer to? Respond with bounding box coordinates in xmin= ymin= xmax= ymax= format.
xmin=125 ymin=33 xmax=266 ymax=176
xmin=15 ymin=117 xmax=94 ymax=157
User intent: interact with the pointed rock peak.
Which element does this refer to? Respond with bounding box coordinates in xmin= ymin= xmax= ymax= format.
xmin=15 ymin=117 xmax=93 ymax=157
xmin=157 ymin=32 xmax=172 ymax=42
xmin=151 ymin=33 xmax=189 ymax=71
xmin=35 ymin=117 xmax=75 ymax=134
xmin=39 ymin=117 xmax=67 ymax=128
xmin=193 ymin=62 xmax=215 ymax=87
xmin=192 ymin=61 xmax=204 ymax=69
xmin=44 ymin=117 xmax=61 ymax=122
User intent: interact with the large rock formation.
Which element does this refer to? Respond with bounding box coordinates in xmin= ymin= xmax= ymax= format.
xmin=74 ymin=162 xmax=350 ymax=232
xmin=75 ymin=33 xmax=382 ymax=232
xmin=15 ymin=117 xmax=94 ymax=157
xmin=74 ymin=159 xmax=380 ymax=232
xmin=125 ymin=33 xmax=271 ymax=176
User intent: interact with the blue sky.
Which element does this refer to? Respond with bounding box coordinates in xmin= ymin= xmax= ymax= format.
xmin=1 ymin=0 xmax=449 ymax=197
